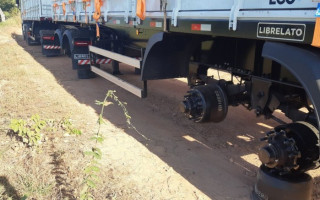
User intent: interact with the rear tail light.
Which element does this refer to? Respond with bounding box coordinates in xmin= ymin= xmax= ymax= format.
xmin=40 ymin=17 xmax=52 ymax=21
xmin=42 ymin=36 xmax=54 ymax=40
xmin=74 ymin=41 xmax=92 ymax=46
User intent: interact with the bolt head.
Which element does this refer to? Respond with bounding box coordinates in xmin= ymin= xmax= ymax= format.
xmin=259 ymin=145 xmax=278 ymax=168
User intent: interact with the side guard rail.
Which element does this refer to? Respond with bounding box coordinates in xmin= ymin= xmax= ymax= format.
xmin=89 ymin=45 xmax=147 ymax=98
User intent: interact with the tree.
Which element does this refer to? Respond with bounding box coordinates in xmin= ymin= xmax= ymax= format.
xmin=0 ymin=0 xmax=15 ymax=12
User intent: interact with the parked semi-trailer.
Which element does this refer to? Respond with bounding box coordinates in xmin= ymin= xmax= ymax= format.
xmin=20 ymin=1 xmax=320 ymax=199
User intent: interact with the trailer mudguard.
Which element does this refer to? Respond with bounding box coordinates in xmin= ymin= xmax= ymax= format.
xmin=262 ymin=42 xmax=320 ymax=128
xmin=54 ymin=29 xmax=63 ymax=47
xmin=62 ymin=28 xmax=93 ymax=52
xmin=62 ymin=29 xmax=75 ymax=52
xmin=141 ymin=32 xmax=198 ymax=81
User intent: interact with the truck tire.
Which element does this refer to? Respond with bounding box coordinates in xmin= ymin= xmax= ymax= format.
xmin=26 ymin=35 xmax=32 ymax=45
xmin=22 ymin=24 xmax=27 ymax=41
xmin=24 ymin=24 xmax=32 ymax=45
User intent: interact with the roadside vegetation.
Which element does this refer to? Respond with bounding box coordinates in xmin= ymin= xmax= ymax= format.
xmin=0 ymin=14 xmax=20 ymax=28
xmin=0 ymin=12 xmax=145 ymax=199
xmin=0 ymin=12 xmax=128 ymax=199
xmin=0 ymin=0 xmax=19 ymax=19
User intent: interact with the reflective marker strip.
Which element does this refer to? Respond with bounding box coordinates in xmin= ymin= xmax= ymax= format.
xmin=78 ymin=60 xmax=91 ymax=65
xmin=78 ymin=59 xmax=113 ymax=65
xmin=150 ymin=21 xmax=156 ymax=27
xmin=96 ymin=58 xmax=112 ymax=64
xmin=191 ymin=24 xmax=201 ymax=31
xmin=113 ymin=20 xmax=120 ymax=24
xmin=129 ymin=21 xmax=139 ymax=26
xmin=150 ymin=21 xmax=162 ymax=28
xmin=156 ymin=22 xmax=163 ymax=28
xmin=191 ymin=24 xmax=212 ymax=32
xmin=43 ymin=45 xmax=61 ymax=49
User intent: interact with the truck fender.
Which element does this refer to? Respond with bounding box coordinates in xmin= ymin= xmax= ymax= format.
xmin=62 ymin=29 xmax=75 ymax=52
xmin=141 ymin=32 xmax=199 ymax=80
xmin=262 ymin=42 xmax=320 ymax=128
xmin=54 ymin=29 xmax=63 ymax=47
xmin=62 ymin=28 xmax=93 ymax=52
xmin=39 ymin=30 xmax=55 ymax=44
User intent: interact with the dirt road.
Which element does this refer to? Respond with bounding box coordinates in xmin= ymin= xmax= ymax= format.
xmin=1 ymin=21 xmax=320 ymax=199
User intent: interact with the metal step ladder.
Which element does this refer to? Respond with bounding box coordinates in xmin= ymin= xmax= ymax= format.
xmin=89 ymin=45 xmax=147 ymax=98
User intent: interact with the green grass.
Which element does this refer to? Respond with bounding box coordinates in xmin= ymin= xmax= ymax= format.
xmin=17 ymin=173 xmax=54 ymax=199
xmin=0 ymin=12 xmax=20 ymax=28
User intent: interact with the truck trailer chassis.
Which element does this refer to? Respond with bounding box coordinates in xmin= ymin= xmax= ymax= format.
xmin=20 ymin=1 xmax=320 ymax=199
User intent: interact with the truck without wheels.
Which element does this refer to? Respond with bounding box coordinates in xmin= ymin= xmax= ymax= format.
xmin=20 ymin=0 xmax=320 ymax=199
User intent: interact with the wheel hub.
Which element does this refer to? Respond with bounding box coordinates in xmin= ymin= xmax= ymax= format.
xmin=259 ymin=129 xmax=300 ymax=173
xmin=259 ymin=122 xmax=319 ymax=174
xmin=180 ymin=84 xmax=228 ymax=123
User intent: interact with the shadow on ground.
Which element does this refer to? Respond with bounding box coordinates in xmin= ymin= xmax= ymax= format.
xmin=12 ymin=32 xmax=319 ymax=199
xmin=50 ymin=150 xmax=76 ymax=200
xmin=0 ymin=176 xmax=24 ymax=199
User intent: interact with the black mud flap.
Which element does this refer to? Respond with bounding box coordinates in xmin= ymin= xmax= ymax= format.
xmin=77 ymin=65 xmax=96 ymax=79
xmin=72 ymin=43 xmax=91 ymax=70
xmin=141 ymin=32 xmax=199 ymax=80
xmin=62 ymin=28 xmax=92 ymax=70
xmin=40 ymin=30 xmax=61 ymax=57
